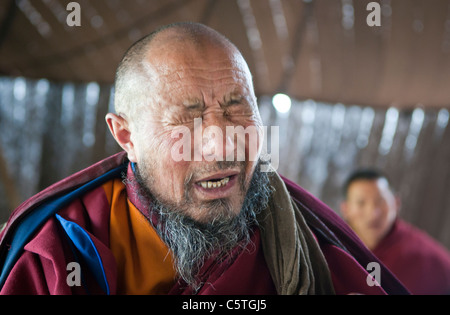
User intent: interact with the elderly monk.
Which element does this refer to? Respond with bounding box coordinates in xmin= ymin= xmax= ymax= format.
xmin=341 ymin=168 xmax=450 ymax=294
xmin=0 ymin=23 xmax=408 ymax=295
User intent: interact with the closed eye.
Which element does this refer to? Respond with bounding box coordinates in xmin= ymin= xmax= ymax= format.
xmin=185 ymin=103 xmax=204 ymax=111
xmin=228 ymin=98 xmax=242 ymax=105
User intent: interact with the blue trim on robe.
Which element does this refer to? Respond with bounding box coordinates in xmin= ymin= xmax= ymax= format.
xmin=55 ymin=214 xmax=110 ymax=295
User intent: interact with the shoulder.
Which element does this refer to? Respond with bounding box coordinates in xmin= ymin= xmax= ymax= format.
xmin=397 ymin=220 xmax=450 ymax=262
xmin=1 ymin=152 xmax=128 ymax=245
xmin=0 ymin=152 xmax=128 ymax=294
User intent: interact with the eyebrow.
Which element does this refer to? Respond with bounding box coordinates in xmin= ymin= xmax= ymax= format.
xmin=222 ymin=92 xmax=244 ymax=106
xmin=179 ymin=89 xmax=248 ymax=111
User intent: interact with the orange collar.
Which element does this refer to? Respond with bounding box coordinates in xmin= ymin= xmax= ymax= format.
xmin=103 ymin=178 xmax=177 ymax=294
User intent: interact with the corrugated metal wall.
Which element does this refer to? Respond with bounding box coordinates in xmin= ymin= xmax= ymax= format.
xmin=0 ymin=76 xmax=120 ymax=219
xmin=1 ymin=75 xmax=449 ymax=250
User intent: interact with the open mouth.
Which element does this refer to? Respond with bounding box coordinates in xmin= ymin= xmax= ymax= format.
xmin=367 ymin=221 xmax=382 ymax=230
xmin=194 ymin=171 xmax=239 ymax=193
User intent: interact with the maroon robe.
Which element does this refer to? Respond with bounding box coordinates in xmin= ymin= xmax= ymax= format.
xmin=373 ymin=219 xmax=450 ymax=295
xmin=0 ymin=152 xmax=408 ymax=294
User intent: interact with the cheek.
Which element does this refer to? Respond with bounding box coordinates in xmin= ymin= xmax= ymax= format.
xmin=135 ymin=129 xmax=190 ymax=198
xmin=156 ymin=146 xmax=191 ymax=197
xmin=143 ymin=154 xmax=191 ymax=203
xmin=246 ymin=126 xmax=263 ymax=163
xmin=234 ymin=119 xmax=263 ymax=163
xmin=160 ymin=162 xmax=190 ymax=199
xmin=135 ymin=124 xmax=176 ymax=160
xmin=347 ymin=206 xmax=366 ymax=224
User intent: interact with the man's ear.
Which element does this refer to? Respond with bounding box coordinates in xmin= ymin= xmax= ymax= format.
xmin=105 ymin=113 xmax=137 ymax=162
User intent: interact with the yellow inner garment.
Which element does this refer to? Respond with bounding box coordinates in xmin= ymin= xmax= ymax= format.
xmin=104 ymin=178 xmax=177 ymax=294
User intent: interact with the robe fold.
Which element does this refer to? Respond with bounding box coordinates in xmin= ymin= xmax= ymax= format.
xmin=0 ymin=152 xmax=409 ymax=295
xmin=373 ymin=220 xmax=450 ymax=295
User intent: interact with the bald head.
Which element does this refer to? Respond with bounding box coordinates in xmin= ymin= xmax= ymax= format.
xmin=113 ymin=22 xmax=250 ymax=120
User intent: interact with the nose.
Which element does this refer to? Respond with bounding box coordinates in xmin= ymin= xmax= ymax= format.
xmin=193 ymin=114 xmax=235 ymax=162
xmin=202 ymin=129 xmax=234 ymax=161
xmin=367 ymin=203 xmax=383 ymax=220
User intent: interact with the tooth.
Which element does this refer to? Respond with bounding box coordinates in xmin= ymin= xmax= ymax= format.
xmin=199 ymin=177 xmax=231 ymax=189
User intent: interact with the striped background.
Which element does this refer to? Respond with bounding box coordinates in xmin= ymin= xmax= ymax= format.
xmin=1 ymin=76 xmax=449 ymax=249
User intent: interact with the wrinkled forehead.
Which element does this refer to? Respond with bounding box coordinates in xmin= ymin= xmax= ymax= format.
xmin=142 ymin=29 xmax=254 ymax=87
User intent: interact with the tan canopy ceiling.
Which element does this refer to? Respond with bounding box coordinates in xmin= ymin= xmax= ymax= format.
xmin=1 ymin=0 xmax=450 ymax=109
